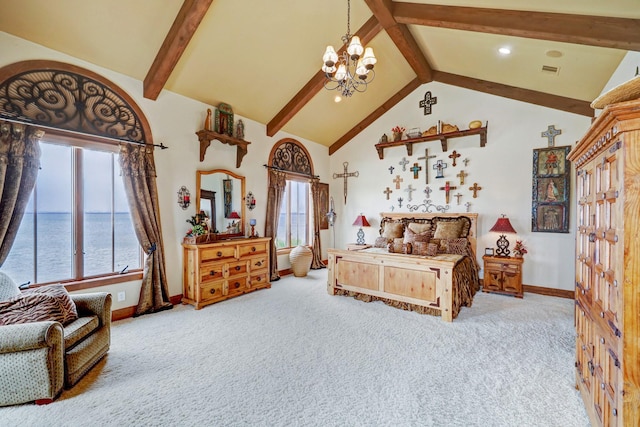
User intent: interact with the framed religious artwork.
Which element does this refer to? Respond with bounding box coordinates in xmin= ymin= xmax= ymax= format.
xmin=531 ymin=145 xmax=571 ymax=233
xmin=215 ymin=103 xmax=234 ymax=137
xmin=318 ymin=182 xmax=329 ymax=230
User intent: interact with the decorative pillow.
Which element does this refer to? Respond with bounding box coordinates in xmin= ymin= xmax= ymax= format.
xmin=0 ymin=284 xmax=78 ymax=326
xmin=0 ymin=272 xmax=21 ymax=302
xmin=426 ymin=243 xmax=439 ymax=257
xmin=381 ymin=221 xmax=405 ymax=240
xmin=403 ymin=227 xmax=430 ymax=246
xmin=445 ymin=238 xmax=470 ymax=255
xmin=374 ymin=236 xmax=390 ymax=248
xmin=407 ymin=221 xmax=432 ymax=235
xmin=433 ymin=220 xmax=465 ymax=240
xmin=433 ymin=216 xmax=471 ymax=238
xmin=392 ymin=238 xmax=404 ymax=253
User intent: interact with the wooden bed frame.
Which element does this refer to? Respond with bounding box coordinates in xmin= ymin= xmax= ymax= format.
xmin=327 ymin=212 xmax=478 ymax=322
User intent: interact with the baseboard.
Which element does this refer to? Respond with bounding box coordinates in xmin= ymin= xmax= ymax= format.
xmin=522 ymin=285 xmax=574 ymax=299
xmin=112 ymin=294 xmax=184 ymax=322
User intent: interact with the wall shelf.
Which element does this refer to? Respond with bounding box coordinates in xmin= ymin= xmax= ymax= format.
xmin=374 ymin=123 xmax=488 ymax=160
xmin=196 ymin=129 xmax=251 ymax=168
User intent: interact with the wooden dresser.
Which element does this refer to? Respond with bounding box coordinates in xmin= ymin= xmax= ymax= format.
xmin=182 ymin=237 xmax=271 ymax=309
xmin=568 ymin=99 xmax=640 ymax=426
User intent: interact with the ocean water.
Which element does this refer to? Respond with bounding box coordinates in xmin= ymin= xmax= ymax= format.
xmin=2 ymin=212 xmax=141 ymax=286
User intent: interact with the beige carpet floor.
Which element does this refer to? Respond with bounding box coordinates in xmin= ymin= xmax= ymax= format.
xmin=0 ymin=269 xmax=590 ymax=426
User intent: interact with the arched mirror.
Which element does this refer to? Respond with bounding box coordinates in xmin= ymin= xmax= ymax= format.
xmin=196 ymin=169 xmax=245 ymax=238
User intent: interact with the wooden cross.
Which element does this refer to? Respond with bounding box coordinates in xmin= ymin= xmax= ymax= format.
xmin=456 ymin=169 xmax=468 ymax=185
xmin=433 ymin=160 xmax=447 ymax=179
xmin=464 ymin=201 xmax=471 ymax=212
xmin=541 ymin=125 xmax=562 ymax=147
xmin=332 ymin=161 xmax=359 ymax=204
xmin=410 ymin=163 xmax=422 ymax=179
xmin=463 ymin=158 xmax=470 ymax=167
xmin=388 ymin=165 xmax=394 ymax=174
xmin=424 ymin=186 xmax=432 ymax=198
xmin=393 ymin=175 xmax=403 ymax=189
xmin=448 ymin=150 xmax=461 ymax=167
xmin=468 ymin=182 xmax=482 ymax=198
xmin=439 ymin=181 xmax=457 ymax=204
xmin=454 ymin=193 xmax=463 ymax=205
xmin=417 ymin=149 xmax=437 ymax=184
xmin=399 ymin=157 xmax=409 ymax=171
xmin=397 ymin=197 xmax=403 ymax=208
xmin=419 ymin=91 xmax=437 ymax=115
xmin=404 ymin=184 xmax=415 ymax=201
xmin=383 ymin=186 xmax=393 ymax=200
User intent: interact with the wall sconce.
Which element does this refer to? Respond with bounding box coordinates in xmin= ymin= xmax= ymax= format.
xmin=352 ymin=213 xmax=371 ymax=245
xmin=177 ymin=186 xmax=190 ymax=210
xmin=249 ymin=218 xmax=257 ymax=237
xmin=246 ymin=191 xmax=256 ymax=210
xmin=489 ymin=214 xmax=517 ymax=257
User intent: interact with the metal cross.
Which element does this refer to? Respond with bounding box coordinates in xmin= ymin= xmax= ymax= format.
xmin=388 ymin=165 xmax=394 ymax=174
xmin=410 ymin=163 xmax=422 ymax=179
xmin=456 ymin=170 xmax=468 ymax=185
xmin=464 ymin=201 xmax=471 ymax=212
xmin=404 ymin=184 xmax=415 ymax=201
xmin=393 ymin=175 xmax=403 ymax=189
xmin=423 ymin=186 xmax=432 ymax=198
xmin=542 ymin=125 xmax=562 ymax=147
xmin=454 ymin=193 xmax=463 ymax=205
xmin=463 ymin=158 xmax=470 ymax=167
xmin=419 ymin=91 xmax=437 ymax=115
xmin=468 ymin=182 xmax=482 ymax=198
xmin=332 ymin=161 xmax=359 ymax=204
xmin=417 ymin=149 xmax=437 ymax=184
xmin=383 ymin=186 xmax=393 ymax=200
xmin=433 ymin=160 xmax=447 ymax=179
xmin=399 ymin=157 xmax=409 ymax=171
xmin=448 ymin=150 xmax=461 ymax=167
xmin=397 ymin=197 xmax=403 ymax=208
xmin=439 ymin=181 xmax=457 ymax=204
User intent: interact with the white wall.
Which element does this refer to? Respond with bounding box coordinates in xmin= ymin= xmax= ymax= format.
xmin=329 ymin=82 xmax=592 ymax=291
xmin=0 ymin=32 xmax=331 ymax=310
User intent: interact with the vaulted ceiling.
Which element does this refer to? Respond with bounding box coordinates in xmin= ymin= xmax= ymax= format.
xmin=1 ymin=0 xmax=638 ymax=154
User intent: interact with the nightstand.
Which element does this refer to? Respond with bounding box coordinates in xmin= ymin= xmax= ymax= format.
xmin=482 ymin=255 xmax=524 ymax=298
xmin=346 ymin=244 xmax=372 ymax=251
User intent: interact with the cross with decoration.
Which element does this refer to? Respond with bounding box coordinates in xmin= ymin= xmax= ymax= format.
xmin=393 ymin=175 xmax=403 ymax=189
xmin=469 ymin=182 xmax=482 ymax=198
xmin=397 ymin=197 xmax=403 ymax=208
xmin=439 ymin=181 xmax=457 ymax=204
xmin=417 ymin=149 xmax=437 ymax=184
xmin=456 ymin=170 xmax=467 ymax=185
xmin=332 ymin=161 xmax=359 ymax=204
xmin=388 ymin=165 xmax=394 ymax=174
xmin=424 ymin=186 xmax=432 ymax=198
xmin=383 ymin=186 xmax=393 ymax=200
xmin=464 ymin=201 xmax=471 ymax=212
xmin=399 ymin=157 xmax=409 ymax=171
xmin=410 ymin=163 xmax=422 ymax=179
xmin=541 ymin=125 xmax=562 ymax=147
xmin=404 ymin=184 xmax=415 ymax=201
xmin=433 ymin=160 xmax=447 ymax=179
xmin=454 ymin=193 xmax=463 ymax=205
xmin=419 ymin=91 xmax=437 ymax=115
xmin=448 ymin=150 xmax=461 ymax=167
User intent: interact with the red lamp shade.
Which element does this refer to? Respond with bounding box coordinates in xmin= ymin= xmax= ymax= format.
xmin=352 ymin=214 xmax=371 ymax=227
xmin=489 ymin=216 xmax=517 ymax=234
xmin=228 ymin=211 xmax=241 ymax=219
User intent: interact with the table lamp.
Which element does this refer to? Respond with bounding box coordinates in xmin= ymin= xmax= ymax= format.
xmin=352 ymin=214 xmax=371 ymax=245
xmin=489 ymin=214 xmax=517 ymax=257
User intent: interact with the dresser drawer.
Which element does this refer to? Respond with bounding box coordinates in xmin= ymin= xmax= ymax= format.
xmin=200 ymin=280 xmax=225 ymax=301
xmin=200 ymin=246 xmax=236 ymax=263
xmin=200 ymin=262 xmax=226 ymax=283
xmin=238 ymin=241 xmax=268 ymax=258
xmin=484 ymin=260 xmax=520 ymax=273
xmin=227 ymin=276 xmax=248 ymax=293
xmin=249 ymin=272 xmax=268 ymax=288
xmin=227 ymin=260 xmax=248 ymax=277
xmin=248 ymin=255 xmax=268 ymax=271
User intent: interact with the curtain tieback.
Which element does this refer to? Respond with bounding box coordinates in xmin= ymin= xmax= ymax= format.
xmin=147 ymin=243 xmax=157 ymax=254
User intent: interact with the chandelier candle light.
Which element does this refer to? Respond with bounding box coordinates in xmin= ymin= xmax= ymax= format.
xmin=489 ymin=215 xmax=517 ymax=257
xmin=322 ymin=0 xmax=377 ymax=100
xmin=352 ymin=213 xmax=371 ymax=245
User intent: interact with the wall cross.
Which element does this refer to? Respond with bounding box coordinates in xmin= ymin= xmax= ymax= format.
xmin=383 ymin=186 xmax=393 ymax=200
xmin=456 ymin=170 xmax=468 ymax=185
xmin=468 ymin=182 xmax=482 ymax=198
xmin=397 ymin=197 xmax=403 ymax=208
xmin=404 ymin=184 xmax=415 ymax=201
xmin=393 ymin=175 xmax=403 ymax=189
xmin=424 ymin=186 xmax=432 ymax=198
xmin=464 ymin=201 xmax=471 ymax=212
xmin=439 ymin=181 xmax=457 ymax=204
xmin=541 ymin=125 xmax=562 ymax=147
xmin=433 ymin=160 xmax=447 ymax=179
xmin=332 ymin=161 xmax=359 ymax=204
xmin=419 ymin=91 xmax=437 ymax=115
xmin=399 ymin=157 xmax=410 ymax=171
xmin=417 ymin=149 xmax=437 ymax=184
xmin=454 ymin=193 xmax=463 ymax=205
xmin=463 ymin=158 xmax=470 ymax=167
xmin=388 ymin=165 xmax=394 ymax=174
xmin=448 ymin=150 xmax=461 ymax=167
xmin=410 ymin=163 xmax=422 ymax=179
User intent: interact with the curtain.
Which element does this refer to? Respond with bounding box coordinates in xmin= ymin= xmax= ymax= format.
xmin=119 ymin=143 xmax=172 ymax=316
xmin=310 ymin=178 xmax=325 ymax=269
xmin=0 ymin=121 xmax=43 ymax=266
xmin=264 ymin=169 xmax=286 ymax=281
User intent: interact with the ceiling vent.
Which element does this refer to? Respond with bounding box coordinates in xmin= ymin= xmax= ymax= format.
xmin=541 ymin=65 xmax=560 ymax=75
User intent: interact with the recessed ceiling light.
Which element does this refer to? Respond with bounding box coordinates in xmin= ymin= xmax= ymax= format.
xmin=498 ymin=47 xmax=511 ymax=55
xmin=334 ymin=95 xmax=342 ymax=103
xmin=546 ymin=50 xmax=563 ymax=58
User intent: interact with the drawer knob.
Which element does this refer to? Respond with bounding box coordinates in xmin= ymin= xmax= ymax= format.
xmin=256 ymin=276 xmax=262 ymax=282
xmin=234 ymin=282 xmax=240 ymax=289
xmin=255 ymin=261 xmax=263 ymax=267
xmin=235 ymin=266 xmax=241 ymax=271
xmin=613 ymin=408 xmax=618 ymax=417
xmin=210 ymin=270 xmax=216 ymax=276
xmin=251 ymin=246 xmax=256 ymax=252
xmin=217 ymin=251 xmax=223 ymax=257
xmin=588 ymin=233 xmax=596 ymax=242
xmin=600 ymin=337 xmax=605 ymax=344
xmin=209 ymin=288 xmax=216 ymax=295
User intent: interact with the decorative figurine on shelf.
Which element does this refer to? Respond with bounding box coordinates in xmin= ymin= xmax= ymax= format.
xmin=379 ymin=133 xmax=388 ymax=143
xmin=236 ymin=119 xmax=245 ymax=140
xmin=391 ymin=126 xmax=405 ymax=141
xmin=215 ymin=103 xmax=234 ymax=136
xmin=204 ymin=108 xmax=213 ymax=131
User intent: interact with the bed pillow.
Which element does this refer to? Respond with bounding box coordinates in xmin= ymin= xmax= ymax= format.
xmin=403 ymin=227 xmax=430 ymax=246
xmin=0 ymin=272 xmax=21 ymax=302
xmin=413 ymin=241 xmax=439 ymax=257
xmin=374 ymin=236 xmax=391 ymax=248
xmin=445 ymin=238 xmax=470 ymax=255
xmin=433 ymin=220 xmax=465 ymax=240
xmin=381 ymin=221 xmax=405 ymax=240
xmin=407 ymin=221 xmax=432 ymax=235
xmin=0 ymin=284 xmax=78 ymax=326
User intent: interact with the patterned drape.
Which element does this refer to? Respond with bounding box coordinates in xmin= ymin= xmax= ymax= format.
xmin=264 ymin=169 xmax=286 ymax=281
xmin=0 ymin=121 xmax=42 ymax=265
xmin=119 ymin=143 xmax=172 ymax=316
xmin=310 ymin=178 xmax=325 ymax=269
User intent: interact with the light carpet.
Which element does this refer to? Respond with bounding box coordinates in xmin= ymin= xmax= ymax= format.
xmin=1 ymin=269 xmax=590 ymax=427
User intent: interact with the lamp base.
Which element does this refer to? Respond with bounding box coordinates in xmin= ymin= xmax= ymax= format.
xmin=356 ymin=228 xmax=365 ymax=245
xmin=495 ymin=234 xmax=511 ymax=257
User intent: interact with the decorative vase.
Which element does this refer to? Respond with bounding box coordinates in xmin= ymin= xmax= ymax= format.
xmin=289 ymin=245 xmax=313 ymax=277
xmin=393 ymin=132 xmax=403 ymax=141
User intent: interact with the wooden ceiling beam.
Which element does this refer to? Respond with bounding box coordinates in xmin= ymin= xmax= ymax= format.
xmin=433 ymin=71 xmax=594 ymax=117
xmin=329 ymin=78 xmax=422 ymax=155
xmin=365 ymin=0 xmax=432 ymax=82
xmin=266 ymin=17 xmax=382 ymax=137
xmin=143 ymin=0 xmax=213 ymax=100
xmin=393 ymin=2 xmax=640 ymax=51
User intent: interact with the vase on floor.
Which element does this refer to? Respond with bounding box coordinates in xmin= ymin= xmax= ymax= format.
xmin=289 ymin=245 xmax=312 ymax=277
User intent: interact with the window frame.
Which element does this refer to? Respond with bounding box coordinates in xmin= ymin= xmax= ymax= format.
xmin=276 ymin=177 xmax=313 ymax=252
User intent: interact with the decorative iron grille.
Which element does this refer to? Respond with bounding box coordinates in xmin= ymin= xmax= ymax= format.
xmin=271 ymin=141 xmax=312 ymax=176
xmin=0 ymin=69 xmax=145 ymax=143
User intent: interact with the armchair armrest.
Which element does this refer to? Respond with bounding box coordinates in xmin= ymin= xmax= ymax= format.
xmin=0 ymin=321 xmax=63 ymax=354
xmin=71 ymin=292 xmax=112 ymax=327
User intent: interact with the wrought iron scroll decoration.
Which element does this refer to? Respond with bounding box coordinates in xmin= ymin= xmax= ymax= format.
xmin=0 ymin=67 xmax=165 ymax=149
xmin=407 ymin=199 xmax=450 ymax=213
xmin=270 ymin=141 xmax=313 ymax=177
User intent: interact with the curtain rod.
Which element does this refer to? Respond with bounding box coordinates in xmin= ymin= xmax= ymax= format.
xmin=0 ymin=115 xmax=168 ymax=149
xmin=263 ymin=164 xmax=319 ymax=180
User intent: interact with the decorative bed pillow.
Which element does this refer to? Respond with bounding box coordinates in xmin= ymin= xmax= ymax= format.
xmin=433 ymin=220 xmax=465 ymax=240
xmin=403 ymin=227 xmax=430 ymax=246
xmin=381 ymin=220 xmax=405 ymax=240
xmin=433 ymin=216 xmax=471 ymax=238
xmin=445 ymin=238 xmax=470 ymax=255
xmin=0 ymin=284 xmax=78 ymax=326
xmin=426 ymin=242 xmax=439 ymax=257
xmin=407 ymin=221 xmax=432 ymax=235
xmin=0 ymin=272 xmax=21 ymax=302
xmin=391 ymin=238 xmax=405 ymax=253
xmin=374 ymin=236 xmax=390 ymax=248
xmin=412 ymin=241 xmax=438 ymax=256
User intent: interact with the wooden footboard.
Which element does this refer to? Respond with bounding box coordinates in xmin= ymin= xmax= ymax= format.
xmin=327 ymin=248 xmax=458 ymax=322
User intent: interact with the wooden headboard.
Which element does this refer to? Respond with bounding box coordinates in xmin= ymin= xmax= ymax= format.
xmin=379 ymin=212 xmax=479 ymax=258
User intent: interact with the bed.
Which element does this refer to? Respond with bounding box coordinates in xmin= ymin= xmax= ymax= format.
xmin=327 ymin=212 xmax=480 ymax=321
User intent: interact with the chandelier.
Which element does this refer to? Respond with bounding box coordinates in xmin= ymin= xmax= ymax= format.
xmin=321 ymin=0 xmax=377 ymax=99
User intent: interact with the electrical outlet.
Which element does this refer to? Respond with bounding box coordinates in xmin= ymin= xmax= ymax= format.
xmin=117 ymin=291 xmax=126 ymax=302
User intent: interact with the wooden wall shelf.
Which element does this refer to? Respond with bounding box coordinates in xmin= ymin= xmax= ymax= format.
xmin=196 ymin=129 xmax=251 ymax=168
xmin=374 ymin=123 xmax=488 ymax=160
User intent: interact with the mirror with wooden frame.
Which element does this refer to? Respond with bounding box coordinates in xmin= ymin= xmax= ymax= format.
xmin=196 ymin=169 xmax=245 ymax=238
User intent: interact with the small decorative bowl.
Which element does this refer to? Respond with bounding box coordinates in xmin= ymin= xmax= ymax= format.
xmin=469 ymin=120 xmax=482 ymax=129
